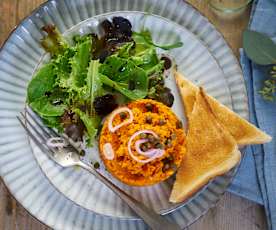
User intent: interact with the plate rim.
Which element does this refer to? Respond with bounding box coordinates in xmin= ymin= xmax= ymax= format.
xmin=28 ymin=9 xmax=235 ymax=219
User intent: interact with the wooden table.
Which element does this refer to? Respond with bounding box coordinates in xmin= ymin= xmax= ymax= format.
xmin=0 ymin=0 xmax=267 ymax=229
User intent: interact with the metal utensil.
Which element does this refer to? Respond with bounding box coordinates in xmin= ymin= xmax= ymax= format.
xmin=17 ymin=107 xmax=181 ymax=230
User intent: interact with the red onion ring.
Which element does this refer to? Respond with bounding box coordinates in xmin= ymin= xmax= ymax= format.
xmin=103 ymin=143 xmax=114 ymax=160
xmin=108 ymin=107 xmax=133 ymax=133
xmin=46 ymin=137 xmax=68 ymax=148
xmin=135 ymin=139 xmax=157 ymax=157
xmin=128 ymin=130 xmax=165 ymax=164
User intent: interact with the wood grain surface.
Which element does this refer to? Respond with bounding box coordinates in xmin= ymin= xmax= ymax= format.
xmin=0 ymin=0 xmax=267 ymax=230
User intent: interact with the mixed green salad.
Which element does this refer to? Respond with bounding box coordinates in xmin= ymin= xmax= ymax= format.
xmin=27 ymin=17 xmax=183 ymax=146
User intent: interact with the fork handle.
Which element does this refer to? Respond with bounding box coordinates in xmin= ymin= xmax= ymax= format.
xmin=77 ymin=161 xmax=181 ymax=230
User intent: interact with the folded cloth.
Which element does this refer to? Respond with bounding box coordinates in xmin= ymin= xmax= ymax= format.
xmin=227 ymin=0 xmax=262 ymax=205
xmin=228 ymin=0 xmax=276 ymax=229
xmin=228 ymin=147 xmax=263 ymax=205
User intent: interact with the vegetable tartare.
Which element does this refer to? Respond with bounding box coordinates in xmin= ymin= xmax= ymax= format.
xmin=99 ymin=99 xmax=186 ymax=186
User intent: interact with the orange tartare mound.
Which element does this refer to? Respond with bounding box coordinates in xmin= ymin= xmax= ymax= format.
xmin=99 ymin=99 xmax=186 ymax=186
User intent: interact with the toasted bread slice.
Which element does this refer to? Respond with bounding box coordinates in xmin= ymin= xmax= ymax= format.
xmin=169 ymin=88 xmax=241 ymax=203
xmin=174 ymin=71 xmax=272 ymax=145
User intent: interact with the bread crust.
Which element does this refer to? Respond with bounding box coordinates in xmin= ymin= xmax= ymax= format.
xmin=170 ymin=88 xmax=241 ymax=203
xmin=174 ymin=71 xmax=272 ymax=145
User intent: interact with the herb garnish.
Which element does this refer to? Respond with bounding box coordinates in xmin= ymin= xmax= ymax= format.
xmin=243 ymin=29 xmax=276 ymax=101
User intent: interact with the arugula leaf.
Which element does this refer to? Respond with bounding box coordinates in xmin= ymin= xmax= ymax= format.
xmin=145 ymin=60 xmax=164 ymax=76
xmin=99 ymin=56 xmax=136 ymax=82
xmin=116 ymin=40 xmax=164 ymax=74
xmin=87 ymin=60 xmax=104 ymax=113
xmin=132 ymin=30 xmax=183 ymax=50
xmin=74 ymin=108 xmax=101 ymax=146
xmin=30 ymin=96 xmax=66 ymax=117
xmin=99 ymin=56 xmax=148 ymax=100
xmin=117 ymin=42 xmax=135 ymax=58
xmin=100 ymin=74 xmax=147 ymax=100
xmin=132 ymin=48 xmax=160 ymax=70
xmin=41 ymin=25 xmax=69 ymax=56
xmin=27 ymin=63 xmax=56 ymax=103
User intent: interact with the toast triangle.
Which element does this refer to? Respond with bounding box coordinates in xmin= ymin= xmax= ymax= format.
xmin=169 ymin=88 xmax=241 ymax=203
xmin=174 ymin=71 xmax=272 ymax=145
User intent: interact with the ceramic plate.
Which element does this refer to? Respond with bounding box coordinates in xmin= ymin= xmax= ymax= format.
xmin=0 ymin=0 xmax=247 ymax=229
xmin=31 ymin=11 xmax=232 ymax=218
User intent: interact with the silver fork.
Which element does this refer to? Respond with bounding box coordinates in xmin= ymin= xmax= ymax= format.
xmin=17 ymin=107 xmax=181 ymax=230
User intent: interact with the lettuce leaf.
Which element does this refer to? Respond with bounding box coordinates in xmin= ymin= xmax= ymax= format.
xmin=30 ymin=96 xmax=66 ymax=117
xmin=27 ymin=63 xmax=56 ymax=103
xmin=73 ymin=108 xmax=101 ymax=146
xmin=53 ymin=48 xmax=75 ymax=81
xmin=87 ymin=60 xmax=104 ymax=113
xmin=42 ymin=116 xmax=63 ymax=131
xmin=41 ymin=25 xmax=69 ymax=56
xmin=99 ymin=56 xmax=148 ymax=100
xmin=58 ymin=36 xmax=92 ymax=100
xmin=71 ymin=36 xmax=92 ymax=87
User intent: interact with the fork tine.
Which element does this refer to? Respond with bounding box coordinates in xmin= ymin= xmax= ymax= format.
xmin=25 ymin=108 xmax=52 ymax=138
xmin=26 ymin=107 xmax=82 ymax=154
xmin=20 ymin=112 xmax=49 ymax=143
xmin=25 ymin=106 xmax=59 ymax=138
xmin=17 ymin=116 xmax=56 ymax=157
xmin=25 ymin=107 xmax=82 ymax=154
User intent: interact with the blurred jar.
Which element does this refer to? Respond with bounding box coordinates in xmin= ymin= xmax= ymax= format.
xmin=208 ymin=0 xmax=252 ymax=19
